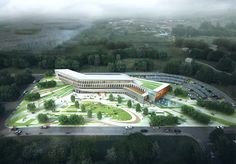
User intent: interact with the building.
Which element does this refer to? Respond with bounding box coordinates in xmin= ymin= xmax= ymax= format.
xmin=55 ymin=69 xmax=170 ymax=103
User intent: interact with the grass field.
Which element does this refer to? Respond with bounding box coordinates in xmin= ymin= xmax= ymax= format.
xmin=138 ymin=79 xmax=162 ymax=90
xmin=82 ymin=101 xmax=132 ymax=121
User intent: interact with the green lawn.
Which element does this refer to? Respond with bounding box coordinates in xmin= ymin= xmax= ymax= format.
xmin=138 ymin=79 xmax=162 ymax=90
xmin=82 ymin=101 xmax=132 ymax=121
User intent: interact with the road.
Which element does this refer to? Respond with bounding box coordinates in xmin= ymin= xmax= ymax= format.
xmin=195 ymin=60 xmax=232 ymax=75
xmin=1 ymin=126 xmax=235 ymax=152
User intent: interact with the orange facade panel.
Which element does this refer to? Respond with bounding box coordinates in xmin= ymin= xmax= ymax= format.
xmin=155 ymin=86 xmax=169 ymax=100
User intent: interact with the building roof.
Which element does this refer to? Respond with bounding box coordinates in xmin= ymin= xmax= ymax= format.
xmin=55 ymin=69 xmax=133 ymax=81
xmin=154 ymin=83 xmax=170 ymax=93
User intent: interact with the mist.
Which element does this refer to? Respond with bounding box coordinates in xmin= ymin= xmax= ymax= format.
xmin=0 ymin=0 xmax=235 ymax=20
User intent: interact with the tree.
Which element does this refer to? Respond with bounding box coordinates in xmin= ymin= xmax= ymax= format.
xmin=68 ymin=114 xmax=85 ymax=125
xmin=75 ymin=101 xmax=79 ymax=108
xmin=71 ymin=95 xmax=75 ymax=102
xmin=181 ymin=105 xmax=210 ymax=124
xmin=58 ymin=115 xmax=68 ymax=125
xmin=117 ymin=95 xmax=122 ymax=104
xmin=25 ymin=92 xmax=40 ymax=101
xmin=44 ymin=70 xmax=54 ymax=77
xmin=163 ymin=61 xmax=181 ymax=74
xmin=87 ymin=110 xmax=92 ymax=118
xmin=209 ymin=128 xmax=224 ymax=143
xmin=0 ymin=105 xmax=5 ymax=117
xmin=44 ymin=100 xmax=56 ymax=111
xmin=143 ymin=107 xmax=149 ymax=116
xmin=37 ymin=80 xmax=57 ymax=89
xmin=81 ymin=104 xmax=86 ymax=112
xmin=218 ymin=56 xmax=234 ymax=72
xmin=150 ymin=114 xmax=179 ymax=126
xmin=105 ymin=147 xmax=117 ymax=162
xmin=27 ymin=103 xmax=36 ymax=112
xmin=136 ymin=103 xmax=141 ymax=112
xmin=195 ymin=67 xmax=216 ymax=83
xmin=0 ymin=85 xmax=20 ymax=102
xmin=37 ymin=114 xmax=49 ymax=123
xmin=22 ymin=142 xmax=43 ymax=160
xmin=127 ymin=100 xmax=132 ymax=108
xmin=174 ymin=88 xmax=188 ymax=97
xmin=97 ymin=111 xmax=102 ymax=120
xmin=14 ymin=71 xmax=34 ymax=86
xmin=109 ymin=94 xmax=114 ymax=101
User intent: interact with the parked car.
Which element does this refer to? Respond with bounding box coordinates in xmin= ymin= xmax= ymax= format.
xmin=23 ymin=90 xmax=28 ymax=95
xmin=174 ymin=129 xmax=181 ymax=133
xmin=140 ymin=129 xmax=148 ymax=133
xmin=41 ymin=125 xmax=49 ymax=129
xmin=14 ymin=130 xmax=22 ymax=135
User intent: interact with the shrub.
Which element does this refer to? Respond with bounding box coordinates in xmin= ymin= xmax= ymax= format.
xmin=44 ymin=100 xmax=56 ymax=111
xmin=181 ymin=105 xmax=210 ymax=124
xmin=27 ymin=103 xmax=36 ymax=112
xmin=37 ymin=114 xmax=49 ymax=123
xmin=37 ymin=80 xmax=56 ymax=89
xmin=25 ymin=92 xmax=40 ymax=101
xmin=75 ymin=101 xmax=79 ymax=108
xmin=150 ymin=115 xmax=178 ymax=126
xmin=174 ymin=88 xmax=188 ymax=97
xmin=87 ymin=110 xmax=92 ymax=118
xmin=197 ymin=99 xmax=235 ymax=115
xmin=127 ymin=100 xmax=132 ymax=108
xmin=97 ymin=111 xmax=102 ymax=120
xmin=143 ymin=107 xmax=149 ymax=116
xmin=136 ymin=103 xmax=141 ymax=112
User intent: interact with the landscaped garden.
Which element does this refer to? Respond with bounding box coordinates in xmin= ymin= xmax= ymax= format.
xmin=6 ymin=75 xmax=236 ymax=128
xmin=6 ymin=76 xmax=137 ymax=127
xmin=82 ymin=101 xmax=132 ymax=121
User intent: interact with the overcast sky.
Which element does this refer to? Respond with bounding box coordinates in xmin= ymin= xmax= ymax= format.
xmin=0 ymin=0 xmax=235 ymax=19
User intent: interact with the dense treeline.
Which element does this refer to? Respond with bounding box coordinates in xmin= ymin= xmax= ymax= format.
xmin=0 ymin=70 xmax=34 ymax=102
xmin=181 ymin=105 xmax=210 ymax=124
xmin=163 ymin=60 xmax=236 ymax=85
xmin=197 ymin=99 xmax=235 ymax=115
xmin=36 ymin=80 xmax=56 ymax=89
xmin=0 ymin=134 xmax=206 ymax=164
xmin=149 ymin=114 xmax=179 ymax=126
xmin=209 ymin=128 xmax=236 ymax=164
xmin=172 ymin=21 xmax=236 ymax=37
xmin=0 ymin=42 xmax=168 ymax=72
xmin=175 ymin=38 xmax=235 ymax=73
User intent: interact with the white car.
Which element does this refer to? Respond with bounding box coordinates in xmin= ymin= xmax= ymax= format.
xmin=14 ymin=130 xmax=22 ymax=135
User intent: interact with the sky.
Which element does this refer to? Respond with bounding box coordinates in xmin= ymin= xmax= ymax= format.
xmin=0 ymin=0 xmax=235 ymax=19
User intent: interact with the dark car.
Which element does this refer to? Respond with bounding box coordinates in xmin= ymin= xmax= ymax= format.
xmin=140 ymin=129 xmax=148 ymax=133
xmin=174 ymin=129 xmax=181 ymax=133
xmin=11 ymin=127 xmax=19 ymax=131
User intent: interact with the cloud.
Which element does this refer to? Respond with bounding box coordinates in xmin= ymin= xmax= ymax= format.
xmin=0 ymin=0 xmax=235 ymax=19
